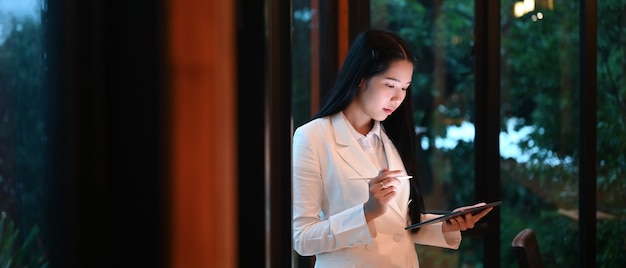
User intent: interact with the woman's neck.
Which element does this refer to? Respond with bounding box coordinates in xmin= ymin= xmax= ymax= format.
xmin=342 ymin=107 xmax=373 ymax=135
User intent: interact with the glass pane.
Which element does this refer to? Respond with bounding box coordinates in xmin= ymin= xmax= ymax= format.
xmin=292 ymin=0 xmax=315 ymax=129
xmin=372 ymin=1 xmax=479 ymax=266
xmin=0 ymin=0 xmax=49 ymax=266
xmin=596 ymin=0 xmax=626 ymax=266
xmin=500 ymin=0 xmax=590 ymax=266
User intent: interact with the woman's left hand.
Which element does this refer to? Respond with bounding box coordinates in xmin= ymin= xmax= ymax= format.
xmin=441 ymin=202 xmax=493 ymax=232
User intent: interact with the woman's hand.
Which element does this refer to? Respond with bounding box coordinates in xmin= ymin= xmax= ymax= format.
xmin=442 ymin=202 xmax=493 ymax=232
xmin=363 ymin=169 xmax=403 ymax=222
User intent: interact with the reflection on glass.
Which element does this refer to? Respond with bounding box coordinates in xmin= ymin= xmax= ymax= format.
xmin=372 ymin=0 xmax=479 ymax=266
xmin=0 ymin=0 xmax=48 ymax=266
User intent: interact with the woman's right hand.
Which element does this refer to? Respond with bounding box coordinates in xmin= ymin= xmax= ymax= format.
xmin=363 ymin=169 xmax=403 ymax=222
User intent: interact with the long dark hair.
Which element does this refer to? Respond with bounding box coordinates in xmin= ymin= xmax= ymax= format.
xmin=314 ymin=29 xmax=425 ymax=232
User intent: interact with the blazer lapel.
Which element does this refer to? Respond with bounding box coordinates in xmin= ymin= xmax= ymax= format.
xmin=332 ymin=113 xmax=408 ymax=219
xmin=331 ymin=113 xmax=380 ymax=178
xmin=380 ymin=130 xmax=408 ymax=218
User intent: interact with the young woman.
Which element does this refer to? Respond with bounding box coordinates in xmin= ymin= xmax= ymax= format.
xmin=292 ymin=29 xmax=493 ymax=267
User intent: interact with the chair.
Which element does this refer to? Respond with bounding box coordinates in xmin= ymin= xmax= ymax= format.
xmin=511 ymin=228 xmax=544 ymax=268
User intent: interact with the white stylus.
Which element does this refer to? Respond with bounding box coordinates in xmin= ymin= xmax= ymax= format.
xmin=349 ymin=175 xmax=412 ymax=180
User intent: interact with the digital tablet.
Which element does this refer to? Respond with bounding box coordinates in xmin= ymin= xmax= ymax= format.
xmin=405 ymin=201 xmax=502 ymax=230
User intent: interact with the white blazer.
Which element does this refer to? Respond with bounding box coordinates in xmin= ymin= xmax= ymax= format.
xmin=292 ymin=113 xmax=461 ymax=268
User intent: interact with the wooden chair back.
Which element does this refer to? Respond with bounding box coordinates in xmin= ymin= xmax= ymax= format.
xmin=511 ymin=228 xmax=544 ymax=268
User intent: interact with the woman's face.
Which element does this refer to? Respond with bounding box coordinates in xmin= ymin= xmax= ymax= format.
xmin=356 ymin=59 xmax=413 ymax=122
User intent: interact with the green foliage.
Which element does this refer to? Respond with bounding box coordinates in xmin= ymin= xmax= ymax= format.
xmin=596 ymin=219 xmax=626 ymax=267
xmin=0 ymin=13 xmax=49 ymax=268
xmin=1 ymin=16 xmax=47 ymax=229
xmin=372 ymin=0 xmax=626 ymax=267
xmin=0 ymin=212 xmax=48 ymax=268
xmin=596 ymin=0 xmax=626 ymax=214
xmin=502 ymin=1 xmax=581 ymax=157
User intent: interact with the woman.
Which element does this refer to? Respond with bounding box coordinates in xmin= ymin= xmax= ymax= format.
xmin=292 ymin=29 xmax=492 ymax=267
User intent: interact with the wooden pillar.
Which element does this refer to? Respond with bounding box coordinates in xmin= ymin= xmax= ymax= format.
xmin=168 ymin=1 xmax=237 ymax=267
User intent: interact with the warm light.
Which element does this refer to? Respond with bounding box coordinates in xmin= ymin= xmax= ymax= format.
xmin=514 ymin=2 xmax=525 ymax=17
xmin=514 ymin=0 xmax=535 ymax=18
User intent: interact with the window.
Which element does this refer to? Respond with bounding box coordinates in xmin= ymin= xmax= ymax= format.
xmin=292 ymin=0 xmax=315 ymax=128
xmin=501 ymin=0 xmax=582 ymax=265
xmin=502 ymin=0 xmax=625 ymax=266
xmin=0 ymin=0 xmax=49 ymax=266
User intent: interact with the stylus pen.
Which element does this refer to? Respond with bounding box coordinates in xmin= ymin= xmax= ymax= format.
xmin=349 ymin=175 xmax=413 ymax=180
